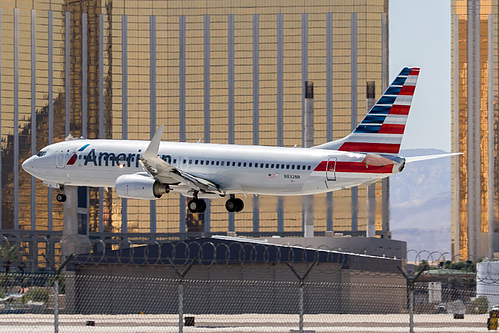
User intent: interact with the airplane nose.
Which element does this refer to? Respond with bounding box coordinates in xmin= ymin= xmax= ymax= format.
xmin=22 ymin=156 xmax=35 ymax=175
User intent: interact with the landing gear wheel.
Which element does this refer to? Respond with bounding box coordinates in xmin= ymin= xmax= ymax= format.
xmin=188 ymin=198 xmax=206 ymax=213
xmin=226 ymin=198 xmax=244 ymax=212
xmin=56 ymin=193 xmax=67 ymax=202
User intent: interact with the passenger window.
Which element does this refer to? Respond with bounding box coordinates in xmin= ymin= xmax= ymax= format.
xmin=297 ymin=165 xmax=300 ymax=170
xmin=173 ymin=159 xmax=177 ymax=164
xmin=189 ymin=160 xmax=192 ymax=164
xmin=232 ymin=162 xmax=236 ymax=166
xmin=243 ymin=162 xmax=247 ymax=167
xmin=286 ymin=165 xmax=290 ymax=169
xmin=238 ymin=162 xmax=241 ymax=167
xmin=291 ymin=165 xmax=295 ymax=170
xmin=276 ymin=164 xmax=280 ymax=169
xmin=221 ymin=161 xmax=224 ymax=166
xmin=211 ymin=161 xmax=215 ymax=165
xmin=260 ymin=163 xmax=264 ymax=168
xmin=216 ymin=161 xmax=220 ymax=166
xmin=308 ymin=165 xmax=311 ymax=170
xmin=195 ymin=160 xmax=199 ymax=165
xmin=265 ymin=163 xmax=269 ymax=168
xmin=200 ymin=160 xmax=204 ymax=165
xmin=206 ymin=160 xmax=209 ymax=165
xmin=249 ymin=162 xmax=252 ymax=167
xmin=271 ymin=164 xmax=274 ymax=168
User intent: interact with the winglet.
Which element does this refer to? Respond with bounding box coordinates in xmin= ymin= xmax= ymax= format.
xmin=142 ymin=125 xmax=164 ymax=158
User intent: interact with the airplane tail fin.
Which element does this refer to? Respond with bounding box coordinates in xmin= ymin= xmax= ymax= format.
xmin=313 ymin=67 xmax=420 ymax=155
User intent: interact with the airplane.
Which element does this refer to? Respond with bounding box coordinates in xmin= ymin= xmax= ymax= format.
xmin=22 ymin=67 xmax=458 ymax=214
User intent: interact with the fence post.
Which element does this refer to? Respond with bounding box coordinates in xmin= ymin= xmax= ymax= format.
xmin=168 ymin=257 xmax=196 ymax=333
xmin=287 ymin=260 xmax=317 ymax=333
xmin=398 ymin=265 xmax=425 ymax=333
xmin=45 ymin=253 xmax=73 ymax=333
xmin=54 ymin=279 xmax=59 ymax=333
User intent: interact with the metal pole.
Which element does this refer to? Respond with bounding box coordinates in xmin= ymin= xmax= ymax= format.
xmin=54 ymin=279 xmax=59 ymax=333
xmin=179 ymin=281 xmax=184 ymax=333
xmin=299 ymin=283 xmax=304 ymax=333
xmin=409 ymin=287 xmax=414 ymax=333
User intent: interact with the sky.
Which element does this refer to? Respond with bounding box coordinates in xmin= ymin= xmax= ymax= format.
xmin=389 ymin=0 xmax=451 ymax=152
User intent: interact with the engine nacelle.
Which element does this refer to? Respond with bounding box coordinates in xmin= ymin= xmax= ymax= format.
xmin=115 ymin=174 xmax=169 ymax=200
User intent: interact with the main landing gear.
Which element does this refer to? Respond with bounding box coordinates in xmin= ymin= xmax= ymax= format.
xmin=187 ymin=194 xmax=244 ymax=213
xmin=188 ymin=197 xmax=206 ymax=213
xmin=225 ymin=195 xmax=244 ymax=213
xmin=56 ymin=185 xmax=67 ymax=203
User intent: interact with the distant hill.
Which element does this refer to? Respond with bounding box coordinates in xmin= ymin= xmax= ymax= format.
xmin=390 ymin=149 xmax=452 ymax=258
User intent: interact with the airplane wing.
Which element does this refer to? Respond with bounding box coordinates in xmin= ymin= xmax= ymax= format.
xmin=140 ymin=126 xmax=223 ymax=195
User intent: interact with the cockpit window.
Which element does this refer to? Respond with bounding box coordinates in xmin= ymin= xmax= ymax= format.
xmin=36 ymin=151 xmax=47 ymax=157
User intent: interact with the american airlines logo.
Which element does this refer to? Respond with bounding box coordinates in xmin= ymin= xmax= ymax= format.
xmin=67 ymin=147 xmax=173 ymax=168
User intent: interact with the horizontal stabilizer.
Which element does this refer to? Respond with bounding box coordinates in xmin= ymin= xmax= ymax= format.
xmin=404 ymin=152 xmax=462 ymax=163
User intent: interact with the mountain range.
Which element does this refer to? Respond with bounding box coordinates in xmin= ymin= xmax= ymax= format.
xmin=389 ymin=149 xmax=452 ymax=259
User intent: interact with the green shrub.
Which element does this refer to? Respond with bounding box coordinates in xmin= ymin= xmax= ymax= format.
xmin=470 ymin=296 xmax=488 ymax=314
xmin=24 ymin=287 xmax=49 ymax=303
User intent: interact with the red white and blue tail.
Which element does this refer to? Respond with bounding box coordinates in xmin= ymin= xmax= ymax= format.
xmin=314 ymin=67 xmax=420 ymax=155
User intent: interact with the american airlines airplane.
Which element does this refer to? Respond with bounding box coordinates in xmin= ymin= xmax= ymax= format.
xmin=22 ymin=67 xmax=456 ymax=214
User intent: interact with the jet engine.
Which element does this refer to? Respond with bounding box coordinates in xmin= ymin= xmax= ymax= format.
xmin=115 ymin=173 xmax=169 ymax=200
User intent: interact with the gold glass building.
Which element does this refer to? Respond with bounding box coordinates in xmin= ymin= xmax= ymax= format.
xmin=0 ymin=0 xmax=389 ymax=266
xmin=451 ymin=0 xmax=499 ymax=260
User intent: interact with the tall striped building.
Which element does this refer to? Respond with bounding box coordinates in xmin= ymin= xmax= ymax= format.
xmin=451 ymin=0 xmax=499 ymax=260
xmin=0 ymin=0 xmax=389 ymax=265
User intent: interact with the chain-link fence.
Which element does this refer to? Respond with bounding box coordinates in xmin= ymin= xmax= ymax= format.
xmin=0 ymin=273 xmax=495 ymax=332
xmin=0 ymin=237 xmax=498 ymax=332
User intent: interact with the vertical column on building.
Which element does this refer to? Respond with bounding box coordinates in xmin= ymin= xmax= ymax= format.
xmin=122 ymin=13 xmax=128 ymax=233
xmin=150 ymin=14 xmax=157 ymax=235
xmin=61 ymin=9 xmax=91 ymax=256
xmin=179 ymin=15 xmax=186 ymax=233
xmin=228 ymin=13 xmax=235 ymax=232
xmin=326 ymin=12 xmax=333 ymax=232
xmin=48 ymin=9 xmax=54 ymax=232
xmin=31 ymin=8 xmax=36 ymax=233
xmin=381 ymin=12 xmax=389 ymax=236
xmin=303 ymin=82 xmax=314 ymax=237
xmin=82 ymin=12 xmax=87 ymax=139
xmin=0 ymin=8 xmax=2 ymax=229
xmin=13 ymin=7 xmax=19 ymax=230
xmin=350 ymin=12 xmax=358 ymax=232
xmin=30 ymin=7 xmax=37 ymax=265
xmin=98 ymin=13 xmax=104 ymax=232
xmin=488 ymin=14 xmax=495 ymax=258
xmin=65 ymin=11 xmax=70 ymax=137
xmin=277 ymin=13 xmax=284 ymax=232
xmin=467 ymin=0 xmax=480 ymax=260
xmin=452 ymin=13 xmax=460 ymax=257
xmin=366 ymin=81 xmax=376 ymax=237
xmin=302 ymin=13 xmax=314 ymax=238
xmin=80 ymin=11 xmax=89 ymax=233
xmin=204 ymin=14 xmax=211 ymax=233
xmin=252 ymin=13 xmax=260 ymax=233
xmin=29 ymin=7 xmax=36 ymax=265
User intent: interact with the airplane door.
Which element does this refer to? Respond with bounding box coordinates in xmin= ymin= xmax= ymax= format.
xmin=326 ymin=157 xmax=336 ymax=181
xmin=56 ymin=150 xmax=65 ymax=169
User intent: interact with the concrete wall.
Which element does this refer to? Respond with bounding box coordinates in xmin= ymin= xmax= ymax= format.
xmin=65 ymin=260 xmax=406 ymax=314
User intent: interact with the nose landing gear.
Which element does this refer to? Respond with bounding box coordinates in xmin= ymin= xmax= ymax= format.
xmin=56 ymin=185 xmax=67 ymax=202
